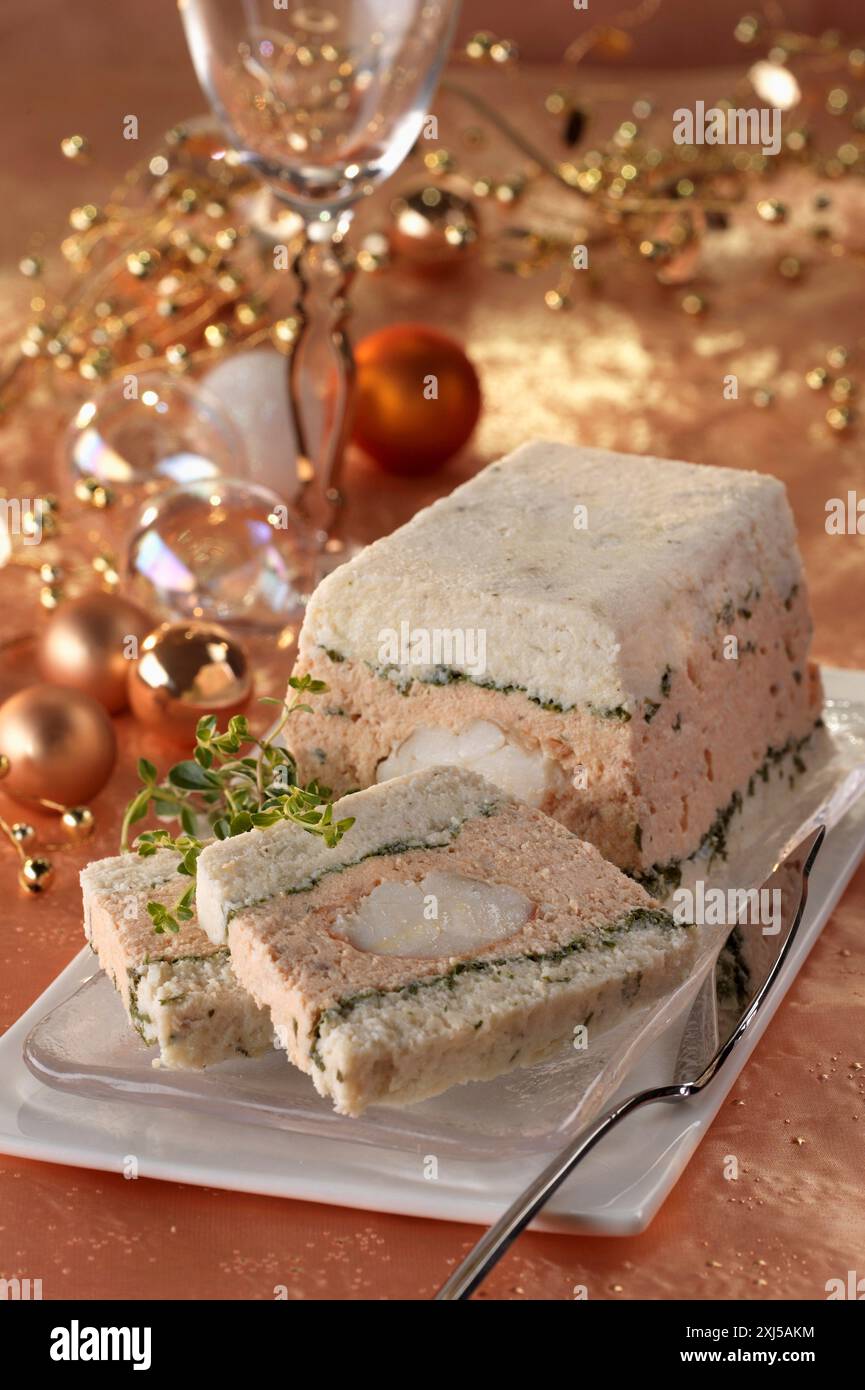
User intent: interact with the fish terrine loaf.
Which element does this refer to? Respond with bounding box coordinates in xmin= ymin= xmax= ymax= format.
xmin=80 ymin=850 xmax=273 ymax=1068
xmin=288 ymin=441 xmax=822 ymax=892
xmin=196 ymin=767 xmax=696 ymax=1116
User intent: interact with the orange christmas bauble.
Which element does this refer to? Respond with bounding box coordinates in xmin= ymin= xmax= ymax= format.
xmin=351 ymin=324 xmax=482 ymax=475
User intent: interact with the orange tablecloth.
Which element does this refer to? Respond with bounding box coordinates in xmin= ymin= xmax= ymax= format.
xmin=1 ymin=2 xmax=864 ymax=1300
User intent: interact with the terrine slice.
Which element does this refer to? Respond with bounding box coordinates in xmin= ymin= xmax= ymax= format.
xmin=202 ymin=768 xmax=697 ymax=1116
xmin=287 ymin=441 xmax=822 ymax=891
xmin=80 ymin=849 xmax=273 ymax=1069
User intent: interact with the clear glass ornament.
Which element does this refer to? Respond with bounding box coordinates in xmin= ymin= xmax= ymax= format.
xmin=66 ymin=374 xmax=244 ymax=491
xmin=125 ymin=478 xmax=314 ymax=629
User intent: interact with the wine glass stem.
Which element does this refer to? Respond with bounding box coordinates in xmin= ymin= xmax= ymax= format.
xmin=288 ymin=213 xmax=355 ymax=544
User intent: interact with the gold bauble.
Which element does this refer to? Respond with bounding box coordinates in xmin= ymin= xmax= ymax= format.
xmin=128 ymin=622 xmax=252 ymax=741
xmin=61 ymin=805 xmax=95 ymax=839
xmin=0 ymin=685 xmax=117 ymax=807
xmin=11 ymin=822 xmax=35 ymax=843
xmin=19 ymin=856 xmax=54 ymax=894
xmin=390 ymin=188 xmax=480 ymax=274
xmin=39 ymin=591 xmax=153 ymax=713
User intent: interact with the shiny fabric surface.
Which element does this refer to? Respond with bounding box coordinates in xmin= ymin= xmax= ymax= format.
xmin=0 ymin=4 xmax=863 ymax=1300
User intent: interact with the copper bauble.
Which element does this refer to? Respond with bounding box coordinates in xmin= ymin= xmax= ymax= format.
xmin=128 ymin=621 xmax=252 ymax=740
xmin=351 ymin=324 xmax=482 ymax=475
xmin=390 ymin=187 xmax=480 ymax=274
xmin=39 ymin=591 xmax=153 ymax=712
xmin=0 ymin=685 xmax=117 ymax=807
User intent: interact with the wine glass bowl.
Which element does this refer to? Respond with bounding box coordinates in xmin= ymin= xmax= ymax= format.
xmin=183 ymin=3 xmax=459 ymax=214
xmin=180 ymin=0 xmax=461 ymax=562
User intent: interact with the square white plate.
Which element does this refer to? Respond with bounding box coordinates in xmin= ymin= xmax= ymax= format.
xmin=1 ymin=666 xmax=864 ymax=1234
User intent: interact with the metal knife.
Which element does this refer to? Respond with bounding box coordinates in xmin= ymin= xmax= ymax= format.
xmin=435 ymin=824 xmax=826 ymax=1301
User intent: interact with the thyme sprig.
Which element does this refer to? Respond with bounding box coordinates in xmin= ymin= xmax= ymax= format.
xmin=120 ymin=674 xmax=354 ymax=934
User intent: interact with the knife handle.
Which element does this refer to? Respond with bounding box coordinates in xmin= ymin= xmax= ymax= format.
xmin=435 ymin=1083 xmax=681 ymax=1301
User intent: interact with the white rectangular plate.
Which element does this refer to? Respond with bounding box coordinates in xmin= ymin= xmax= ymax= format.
xmin=1 ymin=666 xmax=864 ymax=1234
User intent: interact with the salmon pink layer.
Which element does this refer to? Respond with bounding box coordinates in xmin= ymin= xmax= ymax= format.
xmin=289 ymin=441 xmax=822 ymax=890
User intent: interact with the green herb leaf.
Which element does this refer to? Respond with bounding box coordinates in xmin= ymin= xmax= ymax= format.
xmin=122 ymin=681 xmax=351 ymax=935
xmin=168 ymin=760 xmax=216 ymax=791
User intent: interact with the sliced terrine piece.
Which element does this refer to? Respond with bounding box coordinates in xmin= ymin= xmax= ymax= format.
xmin=287 ymin=441 xmax=822 ymax=893
xmin=198 ymin=767 xmax=696 ymax=1116
xmin=80 ymin=849 xmax=273 ymax=1069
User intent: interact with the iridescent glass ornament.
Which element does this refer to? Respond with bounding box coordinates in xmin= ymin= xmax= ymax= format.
xmin=66 ymin=375 xmax=244 ymax=492
xmin=125 ymin=478 xmax=313 ymax=629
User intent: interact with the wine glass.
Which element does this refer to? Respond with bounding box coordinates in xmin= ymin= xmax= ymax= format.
xmin=179 ymin=0 xmax=462 ymax=566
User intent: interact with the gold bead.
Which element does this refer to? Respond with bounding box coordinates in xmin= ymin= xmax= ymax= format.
xmin=61 ymin=806 xmax=95 ymax=839
xmin=757 ymin=198 xmax=786 ymax=223
xmin=126 ymin=249 xmax=159 ymax=278
xmin=681 ymin=292 xmax=707 ymax=316
xmin=490 ymin=39 xmax=517 ymax=64
xmin=831 ymin=377 xmax=856 ymax=401
xmin=19 ymin=857 xmax=54 ymax=894
xmin=826 ymin=405 xmax=854 ymax=431
xmin=827 ymin=345 xmax=849 ymax=369
xmin=78 ymin=348 xmax=113 ymax=381
xmin=18 ymin=256 xmax=43 ymax=278
xmin=422 ymin=148 xmax=454 ymax=172
xmin=69 ymin=204 xmax=101 ymax=231
xmin=40 ymin=584 xmax=63 ymax=611
xmin=354 ymin=236 xmax=390 ymax=274
xmin=544 ymin=289 xmax=570 ymax=311
xmin=184 ymin=241 xmax=209 ymax=265
xmin=805 ymin=366 xmax=829 ymax=389
xmin=465 ymin=31 xmax=494 ymax=60
xmin=61 ymin=134 xmax=89 ymax=160
xmin=11 ymin=822 xmax=35 ymax=843
xmin=165 ymin=343 xmax=190 ymax=367
xmin=272 ymin=318 xmax=301 ymax=350
xmin=38 ymin=495 xmax=60 ymax=536
xmin=214 ymin=227 xmax=239 ymax=250
xmin=734 ymin=16 xmax=761 ymax=44
xmin=778 ymin=255 xmax=802 ymax=279
xmin=217 ymin=271 xmax=244 ymax=294
xmin=204 ymin=322 xmax=231 ymax=348
xmin=74 ymin=476 xmax=113 ymax=508
xmin=39 ymin=563 xmax=62 ymax=584
xmin=494 ymin=180 xmax=524 ymax=205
